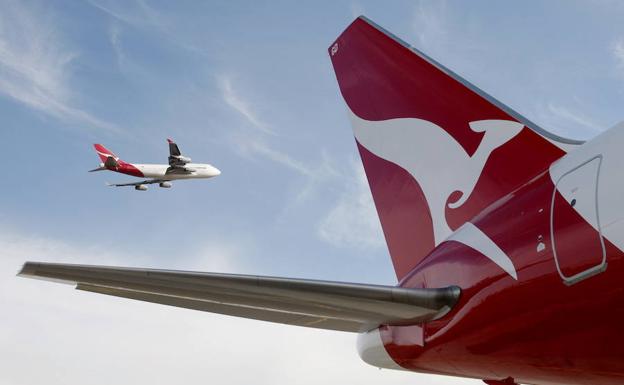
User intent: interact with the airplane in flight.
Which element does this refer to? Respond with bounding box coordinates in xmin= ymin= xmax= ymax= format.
xmin=89 ymin=139 xmax=221 ymax=190
xmin=19 ymin=16 xmax=624 ymax=385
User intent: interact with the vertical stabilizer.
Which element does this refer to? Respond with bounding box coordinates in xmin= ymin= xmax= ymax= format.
xmin=329 ymin=17 xmax=581 ymax=280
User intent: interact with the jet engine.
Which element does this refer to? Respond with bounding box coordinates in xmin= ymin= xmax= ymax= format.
xmin=159 ymin=182 xmax=172 ymax=188
xmin=134 ymin=184 xmax=148 ymax=191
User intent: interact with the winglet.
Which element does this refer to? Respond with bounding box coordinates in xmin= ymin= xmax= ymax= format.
xmin=167 ymin=138 xmax=174 ymax=144
xmin=17 ymin=262 xmax=34 ymax=277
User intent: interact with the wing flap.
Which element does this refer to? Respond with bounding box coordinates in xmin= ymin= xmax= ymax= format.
xmin=77 ymin=284 xmax=364 ymax=331
xmin=19 ymin=262 xmax=460 ymax=332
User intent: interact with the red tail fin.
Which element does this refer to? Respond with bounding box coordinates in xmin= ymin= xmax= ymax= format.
xmin=93 ymin=144 xmax=119 ymax=163
xmin=329 ymin=17 xmax=582 ymax=281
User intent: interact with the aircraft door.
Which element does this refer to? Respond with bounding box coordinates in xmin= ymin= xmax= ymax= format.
xmin=550 ymin=156 xmax=606 ymax=285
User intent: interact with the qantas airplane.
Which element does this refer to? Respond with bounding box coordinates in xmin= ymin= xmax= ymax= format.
xmin=89 ymin=139 xmax=221 ymax=190
xmin=19 ymin=16 xmax=624 ymax=385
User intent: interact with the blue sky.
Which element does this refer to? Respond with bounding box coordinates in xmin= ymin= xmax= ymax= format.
xmin=2 ymin=1 xmax=624 ymax=384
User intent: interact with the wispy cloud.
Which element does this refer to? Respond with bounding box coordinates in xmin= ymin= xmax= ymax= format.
xmin=547 ymin=103 xmax=603 ymax=133
xmin=317 ymin=160 xmax=385 ymax=251
xmin=218 ymin=73 xmax=317 ymax=178
xmin=294 ymin=149 xmax=340 ymax=203
xmin=613 ymin=39 xmax=624 ymax=67
xmin=410 ymin=0 xmax=484 ymax=66
xmin=0 ymin=1 xmax=119 ymax=132
xmin=221 ymin=74 xmax=341 ymax=207
xmin=349 ymin=2 xmax=365 ymax=19
xmin=412 ymin=0 xmax=448 ymax=52
xmin=218 ymin=75 xmax=275 ymax=135
xmin=235 ymin=135 xmax=313 ymax=176
xmin=87 ymin=0 xmax=164 ymax=29
xmin=232 ymin=133 xmax=340 ymax=203
xmin=88 ymin=0 xmax=209 ymax=57
xmin=109 ymin=23 xmax=125 ymax=71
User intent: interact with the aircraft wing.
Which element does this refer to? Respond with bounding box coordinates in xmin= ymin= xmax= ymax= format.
xmin=106 ymin=179 xmax=169 ymax=187
xmin=168 ymin=139 xmax=182 ymax=157
xmin=18 ymin=262 xmax=460 ymax=332
xmin=167 ymin=138 xmax=190 ymax=166
xmin=165 ymin=166 xmax=193 ymax=175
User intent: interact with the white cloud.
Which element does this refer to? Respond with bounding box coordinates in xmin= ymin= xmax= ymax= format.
xmin=0 ymin=227 xmax=479 ymax=385
xmin=412 ymin=0 xmax=448 ymax=52
xmin=109 ymin=22 xmax=125 ymax=71
xmin=318 ymin=160 xmax=385 ymax=251
xmin=546 ymin=103 xmax=603 ymax=134
xmin=232 ymin=132 xmax=342 ymax=208
xmin=350 ymin=2 xmax=365 ymax=19
xmin=293 ymin=149 xmax=340 ymax=203
xmin=613 ymin=38 xmax=624 ymax=69
xmin=410 ymin=0 xmax=483 ymax=67
xmin=236 ymin=135 xmax=313 ymax=176
xmin=0 ymin=1 xmax=119 ymax=132
xmin=220 ymin=74 xmax=341 ymax=205
xmin=87 ymin=0 xmax=164 ymax=29
xmin=88 ymin=0 xmax=210 ymax=57
xmin=218 ymin=75 xmax=275 ymax=135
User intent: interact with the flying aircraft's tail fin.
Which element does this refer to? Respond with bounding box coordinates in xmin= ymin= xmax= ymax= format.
xmin=329 ymin=16 xmax=583 ymax=281
xmin=93 ymin=144 xmax=119 ymax=163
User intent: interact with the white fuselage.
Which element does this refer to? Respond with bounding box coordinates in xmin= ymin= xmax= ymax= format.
xmin=133 ymin=163 xmax=221 ymax=180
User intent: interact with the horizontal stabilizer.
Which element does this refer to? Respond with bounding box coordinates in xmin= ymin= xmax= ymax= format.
xmin=18 ymin=262 xmax=460 ymax=332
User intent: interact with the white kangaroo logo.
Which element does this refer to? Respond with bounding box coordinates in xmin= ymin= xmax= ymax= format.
xmin=349 ymin=109 xmax=523 ymax=246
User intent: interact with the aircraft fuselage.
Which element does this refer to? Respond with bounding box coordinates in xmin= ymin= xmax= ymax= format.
xmin=111 ymin=162 xmax=221 ymax=180
xmin=359 ymin=123 xmax=624 ymax=385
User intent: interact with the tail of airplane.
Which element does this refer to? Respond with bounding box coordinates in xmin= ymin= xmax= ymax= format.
xmin=329 ymin=16 xmax=583 ymax=281
xmin=94 ymin=144 xmax=118 ymax=162
xmin=92 ymin=144 xmax=122 ymax=170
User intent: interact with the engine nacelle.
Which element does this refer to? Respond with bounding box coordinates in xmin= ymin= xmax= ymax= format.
xmin=159 ymin=182 xmax=172 ymax=188
xmin=134 ymin=184 xmax=148 ymax=191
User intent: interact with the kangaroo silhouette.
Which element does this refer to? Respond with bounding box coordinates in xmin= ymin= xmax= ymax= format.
xmin=350 ymin=109 xmax=524 ymax=245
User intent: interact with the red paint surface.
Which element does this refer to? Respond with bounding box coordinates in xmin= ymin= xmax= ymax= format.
xmin=357 ymin=141 xmax=434 ymax=279
xmin=92 ymin=144 xmax=144 ymax=177
xmin=329 ymin=18 xmax=565 ymax=281
xmin=94 ymin=144 xmax=117 ymax=162
xmin=114 ymin=162 xmax=143 ymax=177
xmin=392 ymin=172 xmax=624 ymax=384
xmin=330 ymin=16 xmax=624 ymax=385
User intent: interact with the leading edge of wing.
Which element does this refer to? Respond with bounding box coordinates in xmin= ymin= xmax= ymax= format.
xmin=106 ymin=179 xmax=167 ymax=187
xmin=18 ymin=262 xmax=461 ymax=332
